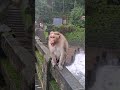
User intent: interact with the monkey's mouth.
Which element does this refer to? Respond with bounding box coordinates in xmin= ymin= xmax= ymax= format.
xmin=51 ymin=43 xmax=55 ymax=46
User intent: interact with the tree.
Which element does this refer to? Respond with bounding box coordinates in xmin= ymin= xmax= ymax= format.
xmin=69 ymin=6 xmax=85 ymax=27
xmin=35 ymin=0 xmax=52 ymax=23
xmin=35 ymin=0 xmax=85 ymax=25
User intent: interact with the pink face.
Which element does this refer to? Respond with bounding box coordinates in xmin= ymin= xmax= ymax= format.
xmin=49 ymin=32 xmax=60 ymax=46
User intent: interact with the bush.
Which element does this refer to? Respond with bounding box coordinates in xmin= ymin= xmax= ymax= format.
xmin=69 ymin=6 xmax=85 ymax=27
xmin=52 ymin=24 xmax=76 ymax=34
xmin=46 ymin=24 xmax=54 ymax=31
xmin=65 ymin=27 xmax=85 ymax=48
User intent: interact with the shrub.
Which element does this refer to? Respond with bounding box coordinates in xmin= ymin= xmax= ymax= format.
xmin=69 ymin=6 xmax=85 ymax=27
xmin=52 ymin=24 xmax=76 ymax=34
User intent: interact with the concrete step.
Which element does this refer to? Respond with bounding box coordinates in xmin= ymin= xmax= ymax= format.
xmin=20 ymin=42 xmax=32 ymax=45
xmin=6 ymin=16 xmax=22 ymax=20
xmin=16 ymin=38 xmax=30 ymax=43
xmin=7 ymin=8 xmax=20 ymax=11
xmin=9 ymin=27 xmax=24 ymax=29
xmin=6 ymin=14 xmax=21 ymax=18
xmin=7 ymin=11 xmax=21 ymax=14
xmin=6 ymin=19 xmax=23 ymax=22
xmin=11 ymin=30 xmax=25 ymax=33
xmin=14 ymin=34 xmax=26 ymax=37
xmin=6 ymin=18 xmax=23 ymax=21
xmin=6 ymin=22 xmax=24 ymax=26
xmin=12 ymin=31 xmax=25 ymax=34
xmin=7 ymin=7 xmax=20 ymax=10
xmin=7 ymin=8 xmax=21 ymax=12
xmin=6 ymin=19 xmax=23 ymax=21
xmin=7 ymin=24 xmax=24 ymax=27
xmin=7 ymin=23 xmax=24 ymax=27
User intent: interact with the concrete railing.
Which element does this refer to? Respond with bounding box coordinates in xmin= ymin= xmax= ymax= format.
xmin=0 ymin=25 xmax=35 ymax=90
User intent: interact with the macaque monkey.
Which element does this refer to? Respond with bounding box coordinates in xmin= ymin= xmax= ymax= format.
xmin=48 ymin=31 xmax=68 ymax=70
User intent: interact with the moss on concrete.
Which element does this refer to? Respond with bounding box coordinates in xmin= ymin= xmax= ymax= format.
xmin=1 ymin=58 xmax=22 ymax=90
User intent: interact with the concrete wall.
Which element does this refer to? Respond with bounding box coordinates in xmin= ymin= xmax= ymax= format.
xmin=86 ymin=0 xmax=120 ymax=49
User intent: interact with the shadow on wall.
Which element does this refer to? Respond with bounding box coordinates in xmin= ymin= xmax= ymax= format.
xmin=107 ymin=0 xmax=120 ymax=5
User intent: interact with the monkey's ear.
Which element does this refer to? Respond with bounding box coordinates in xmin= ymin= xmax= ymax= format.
xmin=55 ymin=34 xmax=60 ymax=39
xmin=57 ymin=32 xmax=61 ymax=38
xmin=55 ymin=32 xmax=60 ymax=38
xmin=54 ymin=32 xmax=60 ymax=35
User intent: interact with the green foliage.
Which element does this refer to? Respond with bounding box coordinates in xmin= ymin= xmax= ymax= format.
xmin=64 ymin=27 xmax=85 ymax=47
xmin=52 ymin=24 xmax=76 ymax=33
xmin=45 ymin=24 xmax=85 ymax=46
xmin=53 ymin=0 xmax=74 ymax=14
xmin=35 ymin=0 xmax=85 ymax=25
xmin=44 ymin=31 xmax=48 ymax=39
xmin=52 ymin=0 xmax=85 ymax=15
xmin=69 ymin=6 xmax=85 ymax=27
xmin=35 ymin=50 xmax=44 ymax=64
xmin=75 ymin=0 xmax=85 ymax=7
xmin=35 ymin=0 xmax=85 ymax=46
xmin=50 ymin=80 xmax=60 ymax=90
xmin=35 ymin=50 xmax=60 ymax=90
xmin=35 ymin=50 xmax=44 ymax=83
xmin=65 ymin=27 xmax=85 ymax=41
xmin=46 ymin=24 xmax=54 ymax=30
xmin=35 ymin=0 xmax=52 ymax=23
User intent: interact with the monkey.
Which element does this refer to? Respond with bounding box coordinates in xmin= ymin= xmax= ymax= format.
xmin=48 ymin=31 xmax=68 ymax=70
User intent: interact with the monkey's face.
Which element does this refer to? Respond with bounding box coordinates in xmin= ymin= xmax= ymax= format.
xmin=49 ymin=32 xmax=60 ymax=46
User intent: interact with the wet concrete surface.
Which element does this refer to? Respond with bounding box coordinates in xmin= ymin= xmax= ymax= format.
xmin=66 ymin=48 xmax=85 ymax=88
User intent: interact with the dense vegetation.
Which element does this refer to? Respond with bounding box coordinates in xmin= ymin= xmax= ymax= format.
xmin=35 ymin=0 xmax=85 ymax=47
xmin=35 ymin=0 xmax=85 ymax=25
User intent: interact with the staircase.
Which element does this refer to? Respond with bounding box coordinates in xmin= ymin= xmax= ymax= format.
xmin=5 ymin=5 xmax=33 ymax=54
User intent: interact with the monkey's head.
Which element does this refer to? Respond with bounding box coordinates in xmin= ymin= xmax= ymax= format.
xmin=49 ymin=31 xmax=60 ymax=46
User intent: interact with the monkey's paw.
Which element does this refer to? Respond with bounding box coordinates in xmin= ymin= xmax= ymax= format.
xmin=58 ymin=65 xmax=63 ymax=70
